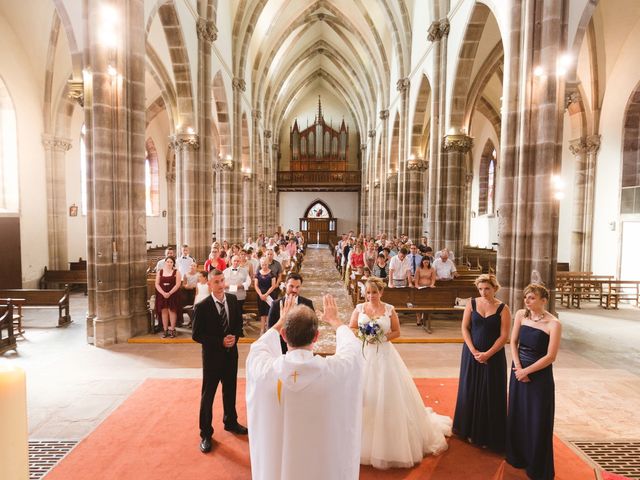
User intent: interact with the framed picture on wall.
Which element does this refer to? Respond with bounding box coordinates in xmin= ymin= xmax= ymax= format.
xmin=69 ymin=204 xmax=78 ymax=217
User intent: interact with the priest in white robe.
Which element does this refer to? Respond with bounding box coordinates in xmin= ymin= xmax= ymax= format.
xmin=246 ymin=294 xmax=364 ymax=480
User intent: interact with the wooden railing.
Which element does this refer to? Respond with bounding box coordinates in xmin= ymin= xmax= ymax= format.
xmin=277 ymin=170 xmax=361 ymax=191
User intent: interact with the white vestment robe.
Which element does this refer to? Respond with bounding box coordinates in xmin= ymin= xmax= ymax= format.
xmin=246 ymin=326 xmax=364 ymax=480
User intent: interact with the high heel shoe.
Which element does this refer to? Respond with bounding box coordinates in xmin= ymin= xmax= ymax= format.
xmin=162 ymin=330 xmax=169 ymax=338
xmin=169 ymin=328 xmax=177 ymax=338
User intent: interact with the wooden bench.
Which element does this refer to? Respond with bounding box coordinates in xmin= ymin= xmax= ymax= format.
xmin=39 ymin=267 xmax=87 ymax=294
xmin=0 ymin=298 xmax=25 ymax=334
xmin=599 ymin=280 xmax=640 ymax=309
xmin=0 ymin=288 xmax=71 ymax=327
xmin=0 ymin=301 xmax=17 ymax=354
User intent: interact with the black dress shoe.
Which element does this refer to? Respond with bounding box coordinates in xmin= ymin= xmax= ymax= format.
xmin=224 ymin=423 xmax=248 ymax=435
xmin=199 ymin=436 xmax=212 ymax=453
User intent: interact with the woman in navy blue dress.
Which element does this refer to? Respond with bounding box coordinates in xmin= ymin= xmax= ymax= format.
xmin=453 ymin=274 xmax=510 ymax=452
xmin=507 ymin=283 xmax=562 ymax=480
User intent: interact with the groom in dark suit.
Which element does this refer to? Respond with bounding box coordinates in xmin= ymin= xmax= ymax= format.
xmin=192 ymin=269 xmax=247 ymax=454
xmin=267 ymin=272 xmax=314 ymax=353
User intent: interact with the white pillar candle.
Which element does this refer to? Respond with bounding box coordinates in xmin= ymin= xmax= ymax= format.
xmin=0 ymin=364 xmax=29 ymax=480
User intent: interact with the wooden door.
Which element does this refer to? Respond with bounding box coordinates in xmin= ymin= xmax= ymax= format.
xmin=0 ymin=216 xmax=21 ymax=288
xmin=307 ymin=219 xmax=330 ymax=244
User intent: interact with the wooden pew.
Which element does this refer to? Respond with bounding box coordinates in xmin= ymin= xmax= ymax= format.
xmin=39 ymin=267 xmax=87 ymax=294
xmin=0 ymin=288 xmax=71 ymax=327
xmin=599 ymin=280 xmax=640 ymax=309
xmin=0 ymin=301 xmax=17 ymax=354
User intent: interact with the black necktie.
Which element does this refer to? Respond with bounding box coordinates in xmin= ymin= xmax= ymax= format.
xmin=217 ymin=301 xmax=228 ymax=332
xmin=412 ymin=255 xmax=417 ymax=273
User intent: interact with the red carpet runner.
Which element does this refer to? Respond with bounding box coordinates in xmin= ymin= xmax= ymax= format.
xmin=46 ymin=378 xmax=595 ymax=479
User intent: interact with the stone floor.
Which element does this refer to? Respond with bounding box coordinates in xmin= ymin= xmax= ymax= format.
xmin=3 ymin=245 xmax=640 ymax=447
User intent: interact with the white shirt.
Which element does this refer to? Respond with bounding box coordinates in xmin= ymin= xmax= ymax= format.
xmin=388 ymin=255 xmax=412 ymax=281
xmin=246 ymin=327 xmax=364 ymax=480
xmin=194 ymin=283 xmax=209 ymax=304
xmin=223 ymin=266 xmax=251 ymax=300
xmin=433 ymin=258 xmax=457 ymax=280
xmin=176 ymin=255 xmax=196 ymax=275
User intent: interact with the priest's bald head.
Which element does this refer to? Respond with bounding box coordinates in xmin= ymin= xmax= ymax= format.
xmin=281 ymin=305 xmax=319 ymax=348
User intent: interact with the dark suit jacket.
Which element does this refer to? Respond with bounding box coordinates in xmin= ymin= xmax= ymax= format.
xmin=267 ymin=295 xmax=314 ymax=353
xmin=192 ymin=293 xmax=243 ymax=362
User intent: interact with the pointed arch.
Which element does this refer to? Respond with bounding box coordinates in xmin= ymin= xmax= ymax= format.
xmin=212 ymin=71 xmax=231 ymax=159
xmin=478 ymin=139 xmax=497 ymax=216
xmin=621 ymin=80 xmax=640 ymax=214
xmin=0 ymin=76 xmax=18 ymax=212
xmin=304 ymin=200 xmax=333 ymax=218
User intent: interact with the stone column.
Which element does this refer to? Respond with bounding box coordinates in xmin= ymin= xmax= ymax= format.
xmin=165 ymin=151 xmax=176 ymax=245
xmin=84 ymin=0 xmax=147 ymax=346
xmin=225 ymin=77 xmax=245 ymax=243
xmin=43 ymin=135 xmax=72 ymax=269
xmin=385 ymin=172 xmax=398 ymax=235
xmin=270 ymin=142 xmax=279 ymax=233
xmin=261 ymin=129 xmax=271 ymax=235
xmin=569 ymin=134 xmax=600 ymax=271
xmin=195 ymin=15 xmax=217 ymax=260
xmin=406 ymin=158 xmax=428 ymax=242
xmin=367 ymin=129 xmax=377 ymax=236
xmin=379 ymin=109 xmax=389 ymax=233
xmin=396 ymin=78 xmax=410 ymax=236
xmin=360 ymin=143 xmax=368 ymax=234
xmin=497 ymin=0 xmax=568 ymax=311
xmin=441 ymin=135 xmax=473 ymax=257
xmin=172 ymin=134 xmax=200 ymax=253
xmin=214 ymin=159 xmax=234 ymax=242
xmin=427 ymin=18 xmax=450 ymax=247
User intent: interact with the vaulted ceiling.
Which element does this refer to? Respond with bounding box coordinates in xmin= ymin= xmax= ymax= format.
xmin=231 ymin=0 xmax=414 ymax=135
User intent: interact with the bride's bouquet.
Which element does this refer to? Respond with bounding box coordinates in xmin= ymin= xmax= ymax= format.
xmin=357 ymin=319 xmax=385 ymax=356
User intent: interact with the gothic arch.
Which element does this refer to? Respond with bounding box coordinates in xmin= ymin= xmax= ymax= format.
xmin=303 ymin=199 xmax=333 ymax=218
xmin=478 ymin=139 xmax=497 ymax=216
xmin=621 ymin=80 xmax=640 ymax=213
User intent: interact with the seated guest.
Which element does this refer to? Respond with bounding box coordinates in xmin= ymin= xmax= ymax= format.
xmin=183 ymin=262 xmax=199 ymax=290
xmin=176 ymin=244 xmax=196 ymax=276
xmin=388 ymin=247 xmax=412 ymax=288
xmin=434 ymin=249 xmax=458 ymax=280
xmin=223 ymin=255 xmax=251 ymax=315
xmin=372 ymin=253 xmax=388 ymax=279
xmin=155 ymin=247 xmax=175 ymax=272
xmin=194 ymin=271 xmax=210 ymax=305
xmin=414 ymin=256 xmax=436 ymax=288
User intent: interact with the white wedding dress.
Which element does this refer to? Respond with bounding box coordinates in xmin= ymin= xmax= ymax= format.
xmin=357 ymin=302 xmax=452 ymax=469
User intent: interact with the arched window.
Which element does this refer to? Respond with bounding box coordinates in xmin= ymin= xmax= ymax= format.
xmin=0 ymin=77 xmax=18 ymax=212
xmin=622 ymin=82 xmax=640 ymax=213
xmin=145 ymin=138 xmax=160 ymax=216
xmin=80 ymin=124 xmax=87 ymax=214
xmin=304 ymin=200 xmax=332 ymax=218
xmin=478 ymin=140 xmax=497 ymax=215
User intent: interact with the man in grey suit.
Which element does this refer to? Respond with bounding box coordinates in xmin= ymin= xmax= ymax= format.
xmin=267 ymin=272 xmax=314 ymax=353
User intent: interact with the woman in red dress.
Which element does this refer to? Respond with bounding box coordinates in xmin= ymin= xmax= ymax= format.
xmin=155 ymin=256 xmax=182 ymax=338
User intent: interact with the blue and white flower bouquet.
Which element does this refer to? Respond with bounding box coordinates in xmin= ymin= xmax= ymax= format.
xmin=357 ymin=319 xmax=385 ymax=356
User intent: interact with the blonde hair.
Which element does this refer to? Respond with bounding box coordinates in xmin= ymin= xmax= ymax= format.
xmin=523 ymin=283 xmax=550 ymax=318
xmin=474 ymin=274 xmax=500 ymax=291
xmin=364 ymin=276 xmax=386 ymax=293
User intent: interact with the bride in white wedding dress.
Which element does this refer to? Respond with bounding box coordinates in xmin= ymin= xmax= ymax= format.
xmin=348 ymin=277 xmax=452 ymax=469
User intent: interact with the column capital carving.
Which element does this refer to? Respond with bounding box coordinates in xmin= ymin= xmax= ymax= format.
xmin=196 ymin=18 xmax=217 ymax=43
xmin=252 ymin=109 xmax=262 ymax=119
xmin=368 ymin=129 xmax=376 ymax=138
xmin=166 ymin=173 xmax=176 ymax=182
xmin=428 ymin=18 xmax=450 ymax=42
xmin=566 ymin=90 xmax=581 ymax=109
xmin=396 ymin=77 xmax=410 ymax=92
xmin=379 ymin=109 xmax=389 ymax=120
xmin=442 ymin=134 xmax=473 ymax=153
xmin=232 ymin=77 xmax=246 ymax=92
xmin=386 ymin=172 xmax=398 ymax=180
xmin=213 ymin=159 xmax=233 ymax=171
xmin=586 ymin=134 xmax=601 ymax=154
xmin=170 ymin=134 xmax=200 ymax=151
xmin=272 ymin=143 xmax=279 ymax=151
xmin=360 ymin=143 xmax=367 ymax=151
xmin=407 ymin=158 xmax=428 ymax=171
xmin=42 ymin=134 xmax=73 ymax=152
xmin=568 ymin=137 xmax=586 ymax=156
xmin=67 ymin=79 xmax=84 ymax=107
xmin=264 ymin=130 xmax=272 ymax=139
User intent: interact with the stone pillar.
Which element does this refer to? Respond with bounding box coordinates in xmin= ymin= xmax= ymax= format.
xmin=569 ymin=134 xmax=600 ymax=271
xmin=440 ymin=135 xmax=473 ymax=257
xmin=270 ymin=142 xmax=279 ymax=233
xmin=172 ymin=134 xmax=200 ymax=254
xmin=84 ymin=0 xmax=147 ymax=346
xmin=406 ymin=158 xmax=428 ymax=242
xmin=385 ymin=173 xmax=398 ymax=235
xmin=261 ymin=129 xmax=271 ymax=235
xmin=367 ymin=129 xmax=377 ymax=236
xmin=224 ymin=77 xmax=245 ymax=243
xmin=43 ymin=135 xmax=72 ymax=269
xmin=195 ymin=15 xmax=217 ymax=260
xmin=360 ymin=143 xmax=368 ymax=234
xmin=165 ymin=151 xmax=176 ymax=245
xmin=214 ymin=159 xmax=234 ymax=242
xmin=427 ymin=18 xmax=450 ymax=247
xmin=396 ymin=78 xmax=410 ymax=236
xmin=497 ymin=0 xmax=568 ymax=311
xmin=379 ymin=109 xmax=389 ymax=233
